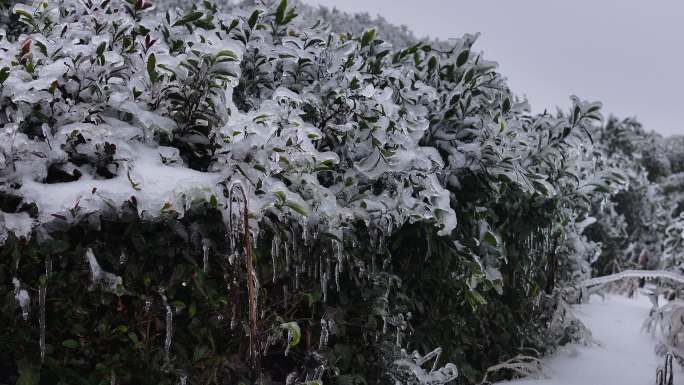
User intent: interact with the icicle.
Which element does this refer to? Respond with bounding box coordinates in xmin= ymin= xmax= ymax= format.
xmin=252 ymin=270 xmax=260 ymax=308
xmin=159 ymin=290 xmax=173 ymax=361
xmin=302 ymin=224 xmax=309 ymax=246
xmin=39 ymin=257 xmax=52 ymax=363
xmin=272 ymin=232 xmax=279 ymax=283
xmin=283 ymin=285 xmax=289 ymax=309
xmin=179 ymin=375 xmax=187 ymax=385
xmin=320 ymin=269 xmax=328 ymax=302
xmin=202 ymin=239 xmax=210 ymax=274
xmin=284 ymin=324 xmax=297 ymax=357
xmin=295 ymin=264 xmax=301 ymax=290
xmin=251 ymin=228 xmax=258 ymax=250
xmin=396 ymin=314 xmax=406 ymax=347
xmin=334 ymin=240 xmax=343 ymax=292
xmin=12 ymin=278 xmax=30 ymax=321
xmin=86 ymin=248 xmax=126 ymax=295
xmin=319 ymin=319 xmax=329 ymax=349
xmin=110 ymin=371 xmax=116 ymax=385
xmin=227 ymin=179 xmax=247 ymax=256
xmin=230 ymin=276 xmax=238 ymax=330
xmin=41 ymin=123 xmax=53 ymax=149
xmin=285 ymin=236 xmax=291 ymax=274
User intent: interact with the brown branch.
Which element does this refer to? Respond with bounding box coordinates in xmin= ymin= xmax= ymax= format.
xmin=230 ymin=182 xmax=260 ymax=380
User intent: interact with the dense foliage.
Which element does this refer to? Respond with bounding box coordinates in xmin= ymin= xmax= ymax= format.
xmin=0 ymin=0 xmax=681 ymax=384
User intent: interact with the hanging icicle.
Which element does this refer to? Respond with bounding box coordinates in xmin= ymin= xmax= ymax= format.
xmin=202 ymin=239 xmax=210 ymax=274
xmin=227 ymin=180 xmax=259 ymax=374
xmin=86 ymin=248 xmax=127 ymax=295
xmin=159 ymin=290 xmax=174 ymax=361
xmin=334 ymin=239 xmax=343 ymax=292
xmin=319 ymin=318 xmax=329 ymax=349
xmin=272 ymin=232 xmax=279 ymax=283
xmin=39 ymin=257 xmax=52 ymax=363
xmin=12 ymin=277 xmax=30 ymax=321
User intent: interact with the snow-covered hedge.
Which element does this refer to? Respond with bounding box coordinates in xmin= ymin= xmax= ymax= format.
xmin=0 ymin=0 xmax=648 ymax=384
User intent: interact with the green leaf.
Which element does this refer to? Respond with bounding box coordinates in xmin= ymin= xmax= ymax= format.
xmin=0 ymin=67 xmax=9 ymax=84
xmin=587 ymin=104 xmax=601 ymax=113
xmin=173 ymin=11 xmax=203 ymax=27
xmin=572 ymin=105 xmax=581 ymax=125
xmin=280 ymin=321 xmax=301 ymax=347
xmin=96 ymin=41 xmax=107 ymax=56
xmin=275 ymin=0 xmax=287 ymax=25
xmin=456 ymin=49 xmax=469 ymax=67
xmin=463 ymin=68 xmax=475 ymax=83
xmin=216 ymin=49 xmax=237 ymax=60
xmin=248 ymin=10 xmax=260 ymax=29
xmin=194 ymin=18 xmax=215 ymax=30
xmin=34 ymin=41 xmax=47 ymax=56
xmin=502 ymin=97 xmax=511 ymax=114
xmin=284 ymin=8 xmax=298 ymax=24
xmin=562 ymin=126 xmax=572 ymax=138
xmin=62 ymin=339 xmax=80 ymax=349
xmin=14 ymin=9 xmax=33 ymax=20
xmin=147 ymin=53 xmax=158 ymax=83
xmin=466 ymin=290 xmax=487 ymax=308
xmin=226 ymin=18 xmax=239 ymax=32
xmin=361 ymin=28 xmax=376 ymax=47
xmin=273 ymin=191 xmax=286 ymax=204
xmin=284 ymin=201 xmax=307 ymax=217
xmin=427 ymin=56 xmax=438 ymax=71
xmin=484 ymin=231 xmax=499 ymax=247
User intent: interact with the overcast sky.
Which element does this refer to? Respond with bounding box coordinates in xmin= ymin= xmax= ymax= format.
xmin=301 ymin=0 xmax=682 ymax=137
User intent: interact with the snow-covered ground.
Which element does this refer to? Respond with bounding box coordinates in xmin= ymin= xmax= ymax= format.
xmin=502 ymin=294 xmax=678 ymax=385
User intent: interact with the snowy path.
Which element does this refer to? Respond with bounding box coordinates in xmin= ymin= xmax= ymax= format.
xmin=502 ymin=294 xmax=679 ymax=385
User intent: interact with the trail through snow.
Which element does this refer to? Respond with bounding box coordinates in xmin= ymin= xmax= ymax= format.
xmin=502 ymin=294 xmax=681 ymax=385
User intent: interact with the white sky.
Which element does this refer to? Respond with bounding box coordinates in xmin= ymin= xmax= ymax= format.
xmin=301 ymin=0 xmax=683 ymax=137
